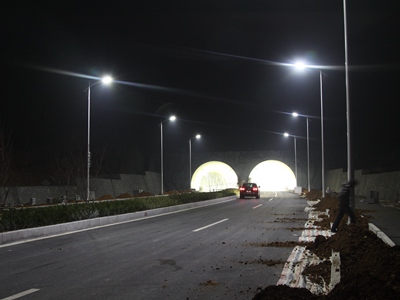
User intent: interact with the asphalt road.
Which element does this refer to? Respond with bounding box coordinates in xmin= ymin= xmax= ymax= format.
xmin=0 ymin=192 xmax=309 ymax=300
xmin=357 ymin=200 xmax=400 ymax=246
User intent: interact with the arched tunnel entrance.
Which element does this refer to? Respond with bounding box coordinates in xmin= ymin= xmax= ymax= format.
xmin=249 ymin=160 xmax=296 ymax=191
xmin=191 ymin=161 xmax=238 ymax=192
xmin=191 ymin=160 xmax=296 ymax=192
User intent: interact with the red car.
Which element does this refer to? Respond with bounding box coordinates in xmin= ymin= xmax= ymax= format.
xmin=239 ymin=183 xmax=260 ymax=199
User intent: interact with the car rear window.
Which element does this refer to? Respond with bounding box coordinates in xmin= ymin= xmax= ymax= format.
xmin=243 ymin=183 xmax=257 ymax=188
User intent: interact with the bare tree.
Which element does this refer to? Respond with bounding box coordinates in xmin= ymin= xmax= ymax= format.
xmin=202 ymin=171 xmax=227 ymax=192
xmin=51 ymin=138 xmax=109 ymax=201
xmin=51 ymin=137 xmax=86 ymax=200
xmin=0 ymin=121 xmax=15 ymax=206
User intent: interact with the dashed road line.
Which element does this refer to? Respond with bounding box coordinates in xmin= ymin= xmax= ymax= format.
xmin=252 ymin=204 xmax=263 ymax=209
xmin=193 ymin=219 xmax=229 ymax=232
xmin=1 ymin=289 xmax=40 ymax=300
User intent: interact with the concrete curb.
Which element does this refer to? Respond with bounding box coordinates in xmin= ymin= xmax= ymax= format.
xmin=368 ymin=223 xmax=396 ymax=247
xmin=0 ymin=196 xmax=237 ymax=246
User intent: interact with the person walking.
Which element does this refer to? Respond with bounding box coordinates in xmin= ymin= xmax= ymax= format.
xmin=331 ymin=180 xmax=357 ymax=233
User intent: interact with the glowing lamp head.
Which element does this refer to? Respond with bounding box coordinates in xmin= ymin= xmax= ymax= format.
xmin=196 ymin=134 xmax=201 ymax=139
xmin=284 ymin=132 xmax=289 ymax=137
xmin=169 ymin=116 xmax=176 ymax=121
xmin=292 ymin=112 xmax=298 ymax=117
xmin=102 ymin=76 xmax=113 ymax=84
xmin=294 ymin=61 xmax=306 ymax=70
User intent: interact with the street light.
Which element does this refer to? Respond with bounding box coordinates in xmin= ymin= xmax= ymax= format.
xmin=294 ymin=62 xmax=326 ymax=198
xmin=284 ymin=132 xmax=297 ymax=188
xmin=292 ymin=112 xmax=310 ymax=192
xmin=189 ymin=134 xmax=201 ymax=190
xmin=343 ymin=0 xmax=354 ymax=210
xmin=84 ymin=76 xmax=113 ymax=201
xmin=159 ymin=115 xmax=176 ymax=195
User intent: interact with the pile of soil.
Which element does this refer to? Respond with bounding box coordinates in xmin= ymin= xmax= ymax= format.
xmin=116 ymin=193 xmax=133 ymax=198
xmin=253 ymin=191 xmax=400 ymax=299
xmin=163 ymin=190 xmax=181 ymax=195
xmin=97 ymin=194 xmax=115 ymax=200
xmin=133 ymin=191 xmax=154 ymax=197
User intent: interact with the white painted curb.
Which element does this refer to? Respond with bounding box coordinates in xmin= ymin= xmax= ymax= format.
xmin=368 ymin=223 xmax=396 ymax=247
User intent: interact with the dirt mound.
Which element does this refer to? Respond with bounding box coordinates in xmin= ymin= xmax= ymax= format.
xmin=303 ymin=189 xmax=323 ymax=200
xmin=253 ymin=191 xmax=400 ymax=299
xmin=134 ymin=192 xmax=154 ymax=197
xmin=97 ymin=194 xmax=114 ymax=200
xmin=163 ymin=190 xmax=180 ymax=195
xmin=116 ymin=193 xmax=133 ymax=199
xmin=253 ymin=285 xmax=318 ymax=300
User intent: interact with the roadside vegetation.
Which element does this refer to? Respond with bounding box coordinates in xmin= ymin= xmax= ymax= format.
xmin=0 ymin=189 xmax=236 ymax=232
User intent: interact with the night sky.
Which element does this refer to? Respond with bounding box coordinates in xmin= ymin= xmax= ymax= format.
xmin=2 ymin=1 xmax=400 ymax=180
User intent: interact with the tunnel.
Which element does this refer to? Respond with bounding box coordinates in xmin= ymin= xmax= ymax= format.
xmin=191 ymin=160 xmax=296 ymax=192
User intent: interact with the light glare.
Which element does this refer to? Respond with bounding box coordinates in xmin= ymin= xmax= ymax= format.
xmin=284 ymin=132 xmax=289 ymax=137
xmin=294 ymin=61 xmax=306 ymax=70
xmin=249 ymin=160 xmax=296 ymax=191
xmin=292 ymin=112 xmax=298 ymax=117
xmin=196 ymin=134 xmax=201 ymax=139
xmin=169 ymin=116 xmax=176 ymax=121
xmin=102 ymin=76 xmax=113 ymax=84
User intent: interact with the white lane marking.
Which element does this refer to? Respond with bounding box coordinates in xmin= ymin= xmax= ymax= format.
xmin=193 ymin=219 xmax=229 ymax=232
xmin=274 ymin=192 xmax=278 ymax=197
xmin=269 ymin=198 xmax=274 ymax=201
xmin=252 ymin=204 xmax=263 ymax=209
xmin=1 ymin=289 xmax=40 ymax=300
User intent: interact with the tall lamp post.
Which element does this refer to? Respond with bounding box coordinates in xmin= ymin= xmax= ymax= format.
xmin=292 ymin=112 xmax=310 ymax=192
xmin=84 ymin=76 xmax=113 ymax=201
xmin=343 ymin=0 xmax=354 ymax=210
xmin=294 ymin=62 xmax=326 ymax=198
xmin=189 ymin=134 xmax=201 ymax=189
xmin=284 ymin=132 xmax=297 ymax=188
xmin=159 ymin=115 xmax=176 ymax=195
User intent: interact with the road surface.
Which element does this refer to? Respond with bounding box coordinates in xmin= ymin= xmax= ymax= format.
xmin=0 ymin=191 xmax=309 ymax=300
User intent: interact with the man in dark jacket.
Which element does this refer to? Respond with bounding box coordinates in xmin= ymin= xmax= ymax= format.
xmin=331 ymin=180 xmax=357 ymax=233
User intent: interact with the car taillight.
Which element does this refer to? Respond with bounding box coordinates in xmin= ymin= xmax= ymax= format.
xmin=239 ymin=187 xmax=245 ymax=191
xmin=252 ymin=187 xmax=258 ymax=192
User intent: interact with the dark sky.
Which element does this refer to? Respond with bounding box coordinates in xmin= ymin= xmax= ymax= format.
xmin=2 ymin=1 xmax=400 ymax=176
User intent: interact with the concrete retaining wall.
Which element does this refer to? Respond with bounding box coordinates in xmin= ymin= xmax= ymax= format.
xmin=326 ymin=168 xmax=400 ymax=202
xmin=5 ymin=186 xmax=78 ymax=205
xmin=1 ymin=172 xmax=161 ymax=206
xmin=3 ymin=167 xmax=400 ymax=206
xmin=144 ymin=171 xmax=160 ymax=194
